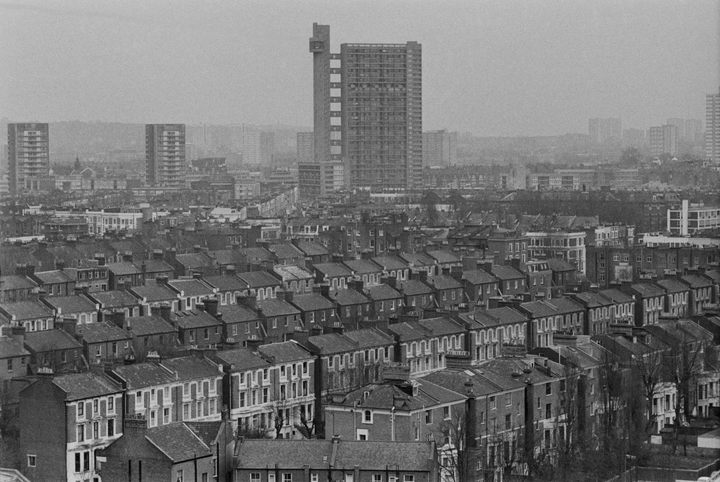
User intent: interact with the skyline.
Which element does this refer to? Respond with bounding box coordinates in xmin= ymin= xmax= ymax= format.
xmin=1 ymin=0 xmax=717 ymax=136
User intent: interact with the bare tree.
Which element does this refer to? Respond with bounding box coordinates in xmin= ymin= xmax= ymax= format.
xmin=664 ymin=333 xmax=705 ymax=455
xmin=632 ymin=348 xmax=665 ymax=435
xmin=436 ymin=411 xmax=471 ymax=482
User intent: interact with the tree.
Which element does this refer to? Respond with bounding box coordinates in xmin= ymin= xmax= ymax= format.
xmin=437 ymin=411 xmax=471 ymax=482
xmin=664 ymin=333 xmax=705 ymax=455
xmin=632 ymin=348 xmax=665 ymax=435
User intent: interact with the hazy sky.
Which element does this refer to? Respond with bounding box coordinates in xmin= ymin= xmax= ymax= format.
xmin=1 ymin=0 xmax=717 ymax=136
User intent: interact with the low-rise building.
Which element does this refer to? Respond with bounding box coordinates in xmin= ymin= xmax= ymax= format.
xmin=19 ymin=371 xmax=124 ymax=482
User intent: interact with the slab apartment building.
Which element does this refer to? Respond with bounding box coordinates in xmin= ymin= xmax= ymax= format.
xmin=301 ymin=23 xmax=422 ymax=197
xmin=145 ymin=124 xmax=186 ymax=187
xmin=8 ymin=122 xmax=50 ymax=196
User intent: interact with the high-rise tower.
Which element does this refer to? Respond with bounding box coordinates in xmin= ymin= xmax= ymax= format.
xmin=145 ymin=124 xmax=186 ymax=187
xmin=8 ymin=122 xmax=50 ymax=196
xmin=304 ymin=23 xmax=422 ymax=196
xmin=706 ymin=87 xmax=720 ymax=162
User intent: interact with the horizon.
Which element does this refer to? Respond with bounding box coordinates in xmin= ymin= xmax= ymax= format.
xmin=1 ymin=0 xmax=717 ymax=137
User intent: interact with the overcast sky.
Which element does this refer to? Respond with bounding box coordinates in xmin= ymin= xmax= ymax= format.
xmin=1 ymin=0 xmax=717 ymax=136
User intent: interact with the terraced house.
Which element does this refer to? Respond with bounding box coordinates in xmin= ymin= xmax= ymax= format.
xmin=19 ymin=371 xmax=124 ymax=482
xmin=112 ymin=353 xmax=223 ymax=428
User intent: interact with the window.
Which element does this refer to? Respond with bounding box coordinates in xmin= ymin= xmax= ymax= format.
xmin=93 ymin=399 xmax=99 ymax=414
xmin=283 ymin=474 xmax=292 ymax=482
xmin=202 ymin=474 xmax=208 ymax=482
xmin=77 ymin=424 xmax=85 ymax=442
xmin=107 ymin=419 xmax=115 ymax=437
xmin=78 ymin=401 xmax=85 ymax=418
xmin=312 ymin=475 xmax=320 ymax=482
xmin=363 ymin=410 xmax=373 ymax=423
xmin=545 ymin=403 xmax=552 ymax=419
xmin=108 ymin=396 xmax=114 ymax=413
xmin=251 ymin=474 xmax=261 ymax=482
xmin=489 ymin=396 xmax=496 ymax=409
xmin=75 ymin=452 xmax=81 ymax=472
xmin=443 ymin=406 xmax=450 ymax=420
xmin=505 ymin=393 xmax=512 ymax=406
xmin=373 ymin=475 xmax=382 ymax=482
xmin=425 ymin=410 xmax=433 ymax=424
xmin=27 ymin=454 xmax=36 ymax=467
xmin=404 ymin=476 xmax=414 ymax=482
xmin=545 ymin=383 xmax=552 ymax=396
xmin=83 ymin=451 xmax=90 ymax=471
xmin=177 ymin=470 xmax=184 ymax=482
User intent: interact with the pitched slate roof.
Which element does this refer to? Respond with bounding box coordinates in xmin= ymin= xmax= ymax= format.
xmin=272 ymin=265 xmax=314 ymax=282
xmin=519 ymin=300 xmax=558 ymax=318
xmin=0 ymin=335 xmax=30 ymax=358
xmin=208 ymin=249 xmax=246 ymax=267
xmin=681 ymin=274 xmax=714 ymax=289
xmin=240 ymin=247 xmax=273 ymax=263
xmin=289 ymin=293 xmax=335 ymax=312
xmin=203 ymin=275 xmax=247 ymax=292
xmin=256 ymin=298 xmax=300 ymax=317
xmin=89 ymin=290 xmax=138 ymax=308
xmin=337 ymin=379 xmax=464 ymax=411
xmin=462 ymin=270 xmax=498 ymax=285
xmin=418 ymin=316 xmax=466 ymax=336
xmin=133 ymin=259 xmax=174 ymax=274
xmin=0 ymin=275 xmax=38 ymax=291
xmin=0 ymin=300 xmax=53 ymax=321
xmin=237 ymin=271 xmax=281 ymax=289
xmin=344 ymin=328 xmax=394 ymax=348
xmin=171 ymin=310 xmax=221 ymax=330
xmin=43 ymin=294 xmax=97 ymax=314
xmin=598 ymin=288 xmax=634 ymax=304
xmin=236 ymin=439 xmax=334 ymax=469
xmin=77 ymin=322 xmax=131 ymax=343
xmin=129 ymin=283 xmax=178 ymax=302
xmin=51 ymin=372 xmax=122 ymax=400
xmin=365 ymin=283 xmax=402 ymax=301
xmin=372 ymin=255 xmax=409 ymax=271
xmin=313 ymin=262 xmax=353 ymax=278
xmin=24 ymin=328 xmax=83 ymax=352
xmin=547 ymin=258 xmax=577 ymax=272
xmin=258 ymin=340 xmax=312 ymax=363
xmin=160 ymin=356 xmax=221 ymax=380
xmin=33 ymin=269 xmax=73 ymax=284
xmin=106 ymin=262 xmax=142 ymax=276
xmin=400 ymin=252 xmax=435 ymax=268
xmin=549 ymin=297 xmax=586 ymax=314
xmin=214 ymin=348 xmax=269 ymax=371
xmin=397 ymin=279 xmax=433 ymax=296
xmin=629 ymin=283 xmax=665 ymax=298
xmin=343 ymin=259 xmax=383 ymax=275
xmin=217 ymin=304 xmax=260 ymax=324
xmin=127 ymin=315 xmax=177 ymax=336
xmin=656 ymin=278 xmax=689 ymax=294
xmin=308 ymin=333 xmax=359 ymax=355
xmin=112 ymin=362 xmax=176 ymax=388
xmin=145 ymin=423 xmax=212 ymax=462
xmin=570 ymin=292 xmax=611 ymax=308
xmin=294 ymin=240 xmax=329 ymax=257
xmin=234 ymin=439 xmax=436 ymax=471
xmin=426 ymin=249 xmax=461 ymax=264
xmin=329 ymin=288 xmax=369 ymax=306
xmin=268 ymin=243 xmax=304 ymax=260
xmin=175 ymin=252 xmax=214 ymax=270
xmin=491 ymin=265 xmax=525 ymax=280
xmin=168 ymin=278 xmax=214 ymax=298
xmin=482 ymin=307 xmax=530 ymax=325
xmin=427 ymin=274 xmax=463 ymax=290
